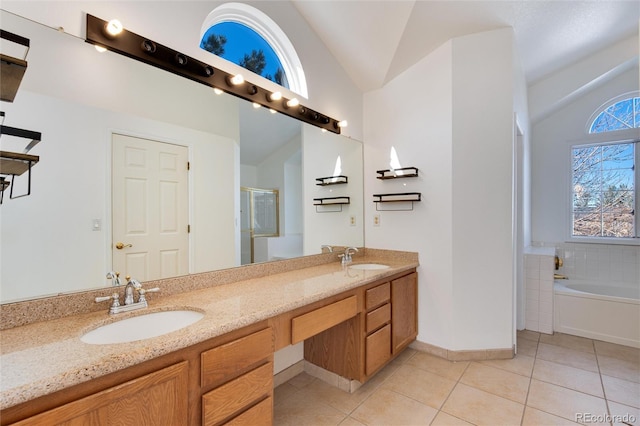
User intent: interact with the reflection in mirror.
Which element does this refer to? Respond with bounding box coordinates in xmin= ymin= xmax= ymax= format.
xmin=0 ymin=10 xmax=363 ymax=304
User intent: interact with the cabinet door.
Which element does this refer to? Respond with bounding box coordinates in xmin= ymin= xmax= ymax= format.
xmin=391 ymin=272 xmax=418 ymax=354
xmin=14 ymin=362 xmax=189 ymax=426
xmin=365 ymin=324 xmax=391 ymax=376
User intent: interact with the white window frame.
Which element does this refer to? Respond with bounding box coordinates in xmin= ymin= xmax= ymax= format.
xmin=566 ymin=128 xmax=639 ymax=245
xmin=201 ymin=2 xmax=308 ymax=98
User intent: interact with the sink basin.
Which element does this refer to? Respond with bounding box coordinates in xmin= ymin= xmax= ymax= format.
xmin=81 ymin=310 xmax=204 ymax=345
xmin=349 ymin=263 xmax=390 ymax=270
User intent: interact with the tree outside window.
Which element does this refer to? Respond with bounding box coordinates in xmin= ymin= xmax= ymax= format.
xmin=572 ymin=96 xmax=639 ymax=239
xmin=200 ymin=22 xmax=288 ymax=88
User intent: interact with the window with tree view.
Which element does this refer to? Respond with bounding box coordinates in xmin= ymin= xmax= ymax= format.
xmin=571 ymin=96 xmax=639 ymax=239
xmin=201 ymin=22 xmax=289 ymax=88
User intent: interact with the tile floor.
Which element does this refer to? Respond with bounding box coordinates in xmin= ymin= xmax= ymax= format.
xmin=274 ymin=331 xmax=640 ymax=425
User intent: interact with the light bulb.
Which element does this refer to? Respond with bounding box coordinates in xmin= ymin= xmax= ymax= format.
xmin=213 ymin=88 xmax=223 ymax=95
xmin=286 ymin=98 xmax=299 ymax=107
xmin=253 ymin=102 xmax=261 ymax=109
xmin=268 ymin=91 xmax=282 ymax=101
xmin=105 ymin=19 xmax=123 ymax=37
xmin=337 ymin=120 xmax=348 ymax=128
xmin=229 ymin=74 xmax=244 ymax=85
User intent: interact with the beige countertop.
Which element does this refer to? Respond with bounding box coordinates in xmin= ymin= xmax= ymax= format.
xmin=0 ymin=252 xmax=418 ymax=410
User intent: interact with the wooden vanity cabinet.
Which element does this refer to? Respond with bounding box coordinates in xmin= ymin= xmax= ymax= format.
xmin=200 ymin=327 xmax=274 ymax=426
xmin=364 ymin=283 xmax=392 ymax=376
xmin=2 ymin=323 xmax=273 ymax=426
xmin=391 ymin=272 xmax=418 ymax=354
xmin=11 ymin=361 xmax=189 ymax=426
xmin=303 ymin=269 xmax=418 ymax=383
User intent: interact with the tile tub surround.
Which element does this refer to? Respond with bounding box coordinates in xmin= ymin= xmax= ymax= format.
xmin=553 ymin=242 xmax=639 ymax=285
xmin=524 ymin=248 xmax=555 ymax=334
xmin=0 ymin=249 xmax=418 ymax=410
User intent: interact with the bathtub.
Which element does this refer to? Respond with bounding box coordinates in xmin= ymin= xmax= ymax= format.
xmin=554 ymin=280 xmax=640 ymax=348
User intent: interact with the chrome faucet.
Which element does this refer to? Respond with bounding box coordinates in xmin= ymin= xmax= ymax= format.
xmin=340 ymin=247 xmax=359 ymax=265
xmin=321 ymin=245 xmax=334 ymax=253
xmin=106 ymin=271 xmax=121 ymax=287
xmin=95 ymin=276 xmax=159 ymax=314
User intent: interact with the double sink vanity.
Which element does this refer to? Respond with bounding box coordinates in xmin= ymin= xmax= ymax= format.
xmin=0 ymin=249 xmax=418 ymax=425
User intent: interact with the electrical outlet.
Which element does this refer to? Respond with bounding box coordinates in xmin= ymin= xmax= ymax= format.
xmin=350 ymin=215 xmax=356 ymax=226
xmin=373 ymin=214 xmax=380 ymax=227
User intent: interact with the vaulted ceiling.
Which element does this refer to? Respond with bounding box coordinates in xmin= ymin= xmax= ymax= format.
xmin=291 ymin=0 xmax=639 ymax=92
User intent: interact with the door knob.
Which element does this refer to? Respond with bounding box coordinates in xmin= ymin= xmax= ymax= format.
xmin=115 ymin=242 xmax=133 ymax=250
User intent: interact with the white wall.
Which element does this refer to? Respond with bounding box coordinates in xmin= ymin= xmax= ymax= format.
xmin=364 ymin=28 xmax=521 ymax=351
xmin=450 ymin=28 xmax=517 ymax=350
xmin=302 ymin=126 xmax=364 ymax=254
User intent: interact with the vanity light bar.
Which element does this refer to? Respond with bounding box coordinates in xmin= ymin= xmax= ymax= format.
xmin=84 ymin=14 xmax=342 ymax=134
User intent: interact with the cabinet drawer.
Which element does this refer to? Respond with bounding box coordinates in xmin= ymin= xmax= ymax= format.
xmin=366 ymin=303 xmax=391 ymax=334
xmin=291 ymin=295 xmax=357 ymax=344
xmin=365 ymin=324 xmax=391 ymax=376
xmin=365 ymin=282 xmax=390 ymax=309
xmin=202 ymin=362 xmax=273 ymax=426
xmin=225 ymin=396 xmax=272 ymax=426
xmin=202 ymin=328 xmax=273 ymax=388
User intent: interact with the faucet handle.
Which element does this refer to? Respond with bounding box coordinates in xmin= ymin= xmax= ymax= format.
xmin=137 ymin=287 xmax=159 ymax=303
xmin=95 ymin=293 xmax=120 ymax=308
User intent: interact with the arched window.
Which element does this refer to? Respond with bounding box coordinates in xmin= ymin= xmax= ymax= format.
xmin=570 ymin=93 xmax=639 ymax=240
xmin=589 ymin=95 xmax=640 ymax=133
xmin=200 ymin=3 xmax=308 ymax=98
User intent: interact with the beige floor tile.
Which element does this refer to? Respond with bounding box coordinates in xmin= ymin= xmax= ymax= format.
xmin=480 ymin=354 xmax=535 ymax=377
xmin=460 ymin=362 xmax=530 ymax=404
xmin=301 ymin=376 xmax=376 ymax=415
xmin=518 ymin=329 xmax=541 ymax=342
xmin=517 ymin=338 xmax=538 ymax=357
xmin=430 ymin=411 xmax=474 ymax=425
xmin=521 ymin=406 xmax=580 ymax=425
xmin=274 ymin=382 xmax=299 ymax=407
xmin=608 ymin=401 xmax=640 ymax=426
xmin=536 ymin=342 xmax=599 ymax=373
xmin=598 ymin=354 xmax=640 ymax=383
xmin=274 ymin=389 xmax=348 ymax=426
xmin=381 ymin=364 xmax=457 ymax=409
xmin=405 ymin=351 xmax=469 ymax=381
xmin=350 ymin=388 xmax=438 ymax=426
xmin=527 ymin=379 xmax=608 ymax=424
xmin=532 ymin=358 xmax=604 ymax=397
xmin=441 ymin=383 xmax=524 ymax=425
xmin=338 ymin=417 xmax=366 ymax=426
xmin=392 ymin=347 xmax=417 ymax=365
xmin=602 ymin=374 xmax=640 ymax=408
xmin=539 ymin=332 xmax=595 ymax=354
xmin=594 ymin=340 xmax=640 ymax=363
xmin=287 ymin=372 xmax=316 ymax=389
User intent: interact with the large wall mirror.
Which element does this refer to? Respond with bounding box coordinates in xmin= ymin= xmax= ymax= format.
xmin=0 ymin=10 xmax=364 ymax=303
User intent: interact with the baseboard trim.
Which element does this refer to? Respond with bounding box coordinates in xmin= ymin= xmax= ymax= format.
xmin=273 ymin=360 xmax=305 ymax=388
xmin=409 ymin=340 xmax=514 ymax=361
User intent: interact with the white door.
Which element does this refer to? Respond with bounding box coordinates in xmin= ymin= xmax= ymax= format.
xmin=112 ymin=134 xmax=189 ymax=281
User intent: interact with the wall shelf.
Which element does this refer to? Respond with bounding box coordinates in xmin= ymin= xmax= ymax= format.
xmin=0 ymin=115 xmax=43 ymax=203
xmin=313 ymin=196 xmax=350 ymax=213
xmin=376 ymin=167 xmax=418 ymax=180
xmin=315 ymin=175 xmax=348 ymax=186
xmin=373 ymin=192 xmax=421 ymax=211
